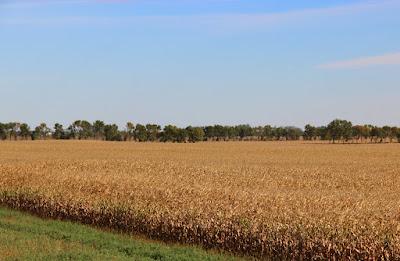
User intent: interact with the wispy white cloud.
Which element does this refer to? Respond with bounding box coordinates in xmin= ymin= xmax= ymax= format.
xmin=319 ymin=52 xmax=400 ymax=69
xmin=1 ymin=0 xmax=78 ymax=8
xmin=190 ymin=0 xmax=400 ymax=28
xmin=1 ymin=0 xmax=399 ymax=27
xmin=0 ymin=0 xmax=129 ymax=8
xmin=0 ymin=0 xmax=234 ymax=7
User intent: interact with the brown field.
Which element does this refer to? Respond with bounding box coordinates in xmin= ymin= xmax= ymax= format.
xmin=1 ymin=141 xmax=400 ymax=259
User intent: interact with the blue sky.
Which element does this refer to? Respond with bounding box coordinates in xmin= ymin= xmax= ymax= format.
xmin=1 ymin=0 xmax=400 ymax=128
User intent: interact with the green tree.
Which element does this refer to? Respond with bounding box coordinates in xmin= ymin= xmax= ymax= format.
xmin=382 ymin=126 xmax=392 ymax=143
xmin=252 ymin=126 xmax=264 ymax=140
xmin=79 ymin=120 xmax=93 ymax=139
xmin=176 ymin=128 xmax=188 ymax=143
xmin=371 ymin=126 xmax=384 ymax=143
xmin=19 ymin=123 xmax=31 ymax=140
xmin=93 ymin=120 xmax=105 ymax=140
xmin=390 ymin=127 xmax=398 ymax=143
xmin=204 ymin=126 xmax=215 ymax=141
xmin=67 ymin=121 xmax=78 ymax=139
xmin=304 ymin=124 xmax=317 ymax=141
xmin=104 ymin=124 xmax=122 ymax=141
xmin=236 ymin=125 xmax=253 ymax=140
xmin=53 ymin=123 xmax=65 ymax=140
xmin=274 ymin=127 xmax=286 ymax=141
xmin=263 ymin=125 xmax=274 ymax=141
xmin=227 ymin=126 xmax=238 ymax=140
xmin=126 ymin=122 xmax=135 ymax=141
xmin=352 ymin=125 xmax=368 ymax=143
xmin=214 ymin=125 xmax=227 ymax=141
xmin=33 ymin=123 xmax=51 ymax=140
xmin=285 ymin=127 xmax=303 ymax=140
xmin=68 ymin=120 xmax=93 ymax=140
xmin=327 ymin=119 xmax=353 ymax=143
xmin=135 ymin=124 xmax=147 ymax=142
xmin=316 ymin=126 xmax=329 ymax=140
xmin=0 ymin=123 xmax=6 ymax=140
xmin=5 ymin=122 xmax=19 ymax=140
xmin=186 ymin=126 xmax=205 ymax=143
xmin=396 ymin=128 xmax=400 ymax=143
xmin=162 ymin=125 xmax=179 ymax=142
xmin=146 ymin=124 xmax=161 ymax=142
xmin=362 ymin=125 xmax=373 ymax=142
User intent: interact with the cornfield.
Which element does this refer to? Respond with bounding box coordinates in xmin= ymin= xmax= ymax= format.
xmin=1 ymin=141 xmax=400 ymax=259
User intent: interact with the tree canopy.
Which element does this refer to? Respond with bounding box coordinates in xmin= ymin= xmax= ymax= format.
xmin=0 ymin=119 xmax=399 ymax=143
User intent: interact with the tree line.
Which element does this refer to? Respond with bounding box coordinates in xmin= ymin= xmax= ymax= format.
xmin=0 ymin=119 xmax=399 ymax=143
xmin=304 ymin=119 xmax=400 ymax=143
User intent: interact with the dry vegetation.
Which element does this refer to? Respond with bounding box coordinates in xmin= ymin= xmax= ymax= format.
xmin=1 ymin=141 xmax=400 ymax=259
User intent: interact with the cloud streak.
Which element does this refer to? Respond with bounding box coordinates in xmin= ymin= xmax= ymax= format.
xmin=0 ymin=0 xmax=129 ymax=8
xmin=319 ymin=52 xmax=400 ymax=69
xmin=1 ymin=0 xmax=399 ymax=28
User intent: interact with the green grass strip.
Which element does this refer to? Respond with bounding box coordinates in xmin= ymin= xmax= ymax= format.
xmin=0 ymin=207 xmax=241 ymax=261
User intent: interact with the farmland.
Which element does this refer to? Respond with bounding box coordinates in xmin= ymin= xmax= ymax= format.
xmin=1 ymin=141 xmax=400 ymax=259
xmin=0 ymin=207 xmax=237 ymax=260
